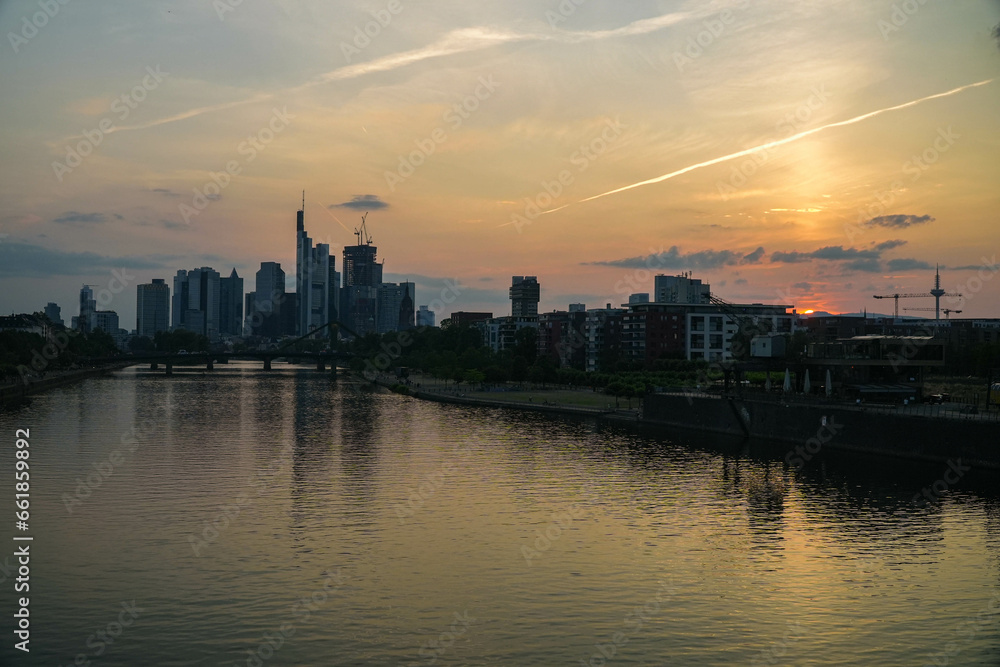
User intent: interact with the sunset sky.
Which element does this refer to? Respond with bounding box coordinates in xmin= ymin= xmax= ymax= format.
xmin=2 ymin=0 xmax=999 ymax=328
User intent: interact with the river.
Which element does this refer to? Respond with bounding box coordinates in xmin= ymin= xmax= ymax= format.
xmin=0 ymin=362 xmax=997 ymax=665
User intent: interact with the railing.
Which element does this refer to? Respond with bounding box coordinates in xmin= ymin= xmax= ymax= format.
xmin=650 ymin=386 xmax=1000 ymax=422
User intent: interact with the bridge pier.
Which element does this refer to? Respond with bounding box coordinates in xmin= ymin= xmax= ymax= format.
xmin=150 ymin=362 xmax=158 ymax=370
xmin=264 ymin=358 xmax=271 ymax=371
xmin=317 ymin=359 xmax=325 ymax=371
xmin=207 ymin=358 xmax=214 ymax=371
xmin=165 ymin=362 xmax=173 ymax=376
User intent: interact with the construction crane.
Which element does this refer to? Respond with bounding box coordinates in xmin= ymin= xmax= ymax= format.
xmin=904 ymin=307 xmax=962 ymax=320
xmin=874 ymin=266 xmax=962 ymax=319
xmin=708 ymin=294 xmax=775 ymax=350
xmin=354 ymin=212 xmax=373 ymax=246
xmin=872 ymin=293 xmax=934 ymax=318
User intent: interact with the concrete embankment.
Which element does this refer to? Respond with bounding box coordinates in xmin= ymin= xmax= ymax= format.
xmin=0 ymin=364 xmax=130 ymax=409
xmin=644 ymin=393 xmax=1000 ymax=469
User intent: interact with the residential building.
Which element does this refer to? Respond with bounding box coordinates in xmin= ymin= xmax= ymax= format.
xmin=585 ymin=305 xmax=625 ymax=372
xmin=628 ymin=293 xmax=650 ymax=305
xmin=450 ymin=311 xmax=492 ymax=327
xmin=539 ymin=308 xmax=587 ymax=370
xmin=0 ymin=314 xmax=49 ymax=336
xmin=684 ymin=303 xmax=794 ymax=361
xmin=621 ymin=303 xmax=686 ymax=366
xmin=480 ymin=316 xmax=539 ymax=353
xmin=510 ymin=276 xmax=540 ymax=317
xmin=654 ymin=273 xmax=710 ymax=304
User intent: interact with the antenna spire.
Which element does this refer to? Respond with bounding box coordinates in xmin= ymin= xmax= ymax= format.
xmin=301 ymin=190 xmax=305 ymax=211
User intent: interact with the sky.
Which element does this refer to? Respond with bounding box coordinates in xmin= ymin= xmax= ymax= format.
xmin=1 ymin=0 xmax=999 ymax=330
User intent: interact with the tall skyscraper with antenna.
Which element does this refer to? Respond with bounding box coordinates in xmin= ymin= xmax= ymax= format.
xmin=295 ymin=193 xmax=336 ymax=337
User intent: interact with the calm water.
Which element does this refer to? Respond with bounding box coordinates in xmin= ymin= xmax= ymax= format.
xmin=1 ymin=362 xmax=998 ymax=666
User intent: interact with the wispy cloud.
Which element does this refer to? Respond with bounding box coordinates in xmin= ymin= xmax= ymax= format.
xmin=887 ymin=258 xmax=934 ymax=271
xmin=52 ymin=211 xmax=108 ymax=225
xmin=0 ymin=241 xmax=164 ymax=277
xmin=771 ymin=240 xmax=908 ymax=273
xmin=586 ymin=245 xmax=766 ymax=270
xmin=103 ymin=10 xmax=699 ymax=134
xmin=865 ymin=214 xmax=934 ymax=228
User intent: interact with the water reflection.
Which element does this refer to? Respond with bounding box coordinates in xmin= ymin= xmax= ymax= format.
xmin=0 ymin=365 xmax=997 ymax=666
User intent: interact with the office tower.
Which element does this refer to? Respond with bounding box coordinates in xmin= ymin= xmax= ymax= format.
xmin=44 ymin=302 xmax=63 ymax=326
xmin=416 ymin=305 xmax=435 ymax=327
xmin=172 ymin=270 xmax=189 ymax=330
xmin=295 ymin=196 xmax=333 ymax=337
xmin=219 ymin=268 xmax=244 ymax=337
xmin=78 ymin=285 xmax=96 ymax=333
xmin=341 ymin=215 xmax=383 ymax=337
xmin=376 ymin=282 xmax=415 ymax=334
xmin=136 ymin=279 xmax=170 ymax=338
xmin=254 ymin=262 xmax=286 ymax=338
xmin=281 ymin=292 xmax=299 ymax=337
xmin=328 ymin=261 xmax=340 ymax=327
xmin=172 ymin=267 xmax=221 ymax=341
xmin=92 ymin=310 xmax=119 ymax=334
xmin=244 ymin=292 xmax=256 ymax=335
xmin=399 ymin=281 xmax=414 ymax=330
xmin=510 ymin=276 xmax=540 ymax=317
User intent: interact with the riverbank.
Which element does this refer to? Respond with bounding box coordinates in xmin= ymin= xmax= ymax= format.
xmin=370 ymin=372 xmax=1000 ymax=469
xmin=370 ymin=372 xmax=643 ymax=423
xmin=0 ymin=363 xmax=130 ymax=409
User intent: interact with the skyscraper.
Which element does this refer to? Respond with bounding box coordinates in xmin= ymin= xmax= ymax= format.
xmin=78 ymin=284 xmax=96 ymax=333
xmin=510 ymin=276 xmax=540 ymax=317
xmin=328 ymin=261 xmax=340 ymax=329
xmin=295 ymin=195 xmax=334 ymax=338
xmin=376 ymin=282 xmax=415 ymax=334
xmin=416 ymin=305 xmax=435 ymax=327
xmin=44 ymin=302 xmax=63 ymax=326
xmin=172 ymin=267 xmax=221 ymax=341
xmin=136 ymin=279 xmax=170 ymax=338
xmin=219 ymin=268 xmax=244 ymax=337
xmin=254 ymin=261 xmax=285 ymax=338
xmin=341 ymin=215 xmax=383 ymax=337
xmin=172 ymin=270 xmax=189 ymax=331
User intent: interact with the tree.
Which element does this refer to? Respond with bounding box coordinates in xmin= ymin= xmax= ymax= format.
xmin=129 ymin=336 xmax=153 ymax=352
xmin=513 ymin=326 xmax=538 ymax=365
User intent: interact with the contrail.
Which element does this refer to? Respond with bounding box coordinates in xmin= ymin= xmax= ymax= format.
xmin=109 ymin=93 xmax=274 ymax=133
xmin=100 ymin=11 xmax=698 ymax=135
xmin=552 ymin=78 xmax=995 ymax=211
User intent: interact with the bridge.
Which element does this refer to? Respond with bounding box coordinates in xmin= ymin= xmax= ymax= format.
xmin=89 ymin=317 xmax=360 ymax=375
xmin=104 ymin=350 xmax=353 ymax=374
